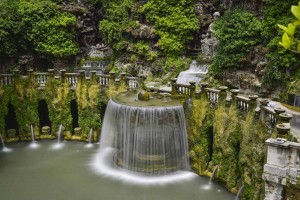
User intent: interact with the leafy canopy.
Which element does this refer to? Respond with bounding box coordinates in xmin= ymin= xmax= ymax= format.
xmin=0 ymin=0 xmax=78 ymax=58
xmin=211 ymin=9 xmax=263 ymax=71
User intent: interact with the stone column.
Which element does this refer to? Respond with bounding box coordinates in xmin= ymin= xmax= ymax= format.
xmin=248 ymin=95 xmax=258 ymax=112
xmin=60 ymin=69 xmax=66 ymax=83
xmin=189 ymin=81 xmax=196 ymax=98
xmin=120 ymin=72 xmax=127 ymax=87
xmin=230 ymin=89 xmax=239 ymax=106
xmin=170 ymin=78 xmax=177 ymax=95
xmin=109 ymin=71 xmax=116 ymax=85
xmin=218 ymin=86 xmax=228 ymax=105
xmin=90 ymin=71 xmax=97 ymax=85
xmin=263 ymin=138 xmax=300 ymax=200
xmin=48 ymin=69 xmax=55 ymax=79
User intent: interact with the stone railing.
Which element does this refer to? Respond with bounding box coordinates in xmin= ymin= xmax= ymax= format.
xmin=126 ymin=77 xmax=140 ymax=89
xmin=263 ymin=138 xmax=300 ymax=200
xmin=96 ymin=74 xmax=111 ymax=86
xmin=64 ymin=72 xmax=80 ymax=89
xmin=170 ymin=78 xmax=196 ymax=97
xmin=34 ymin=72 xmax=51 ymax=87
xmin=0 ymin=74 xmax=14 ymax=85
xmin=206 ymin=88 xmax=220 ymax=106
xmin=236 ymin=96 xmax=250 ymax=112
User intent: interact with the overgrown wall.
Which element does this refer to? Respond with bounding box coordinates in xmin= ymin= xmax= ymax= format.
xmin=187 ymin=94 xmax=270 ymax=200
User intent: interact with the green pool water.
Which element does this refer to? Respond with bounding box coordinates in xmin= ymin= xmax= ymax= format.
xmin=0 ymin=141 xmax=235 ymax=200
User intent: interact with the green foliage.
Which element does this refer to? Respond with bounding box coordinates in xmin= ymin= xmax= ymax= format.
xmin=278 ymin=1 xmax=300 ymax=52
xmin=0 ymin=0 xmax=78 ymax=58
xmin=140 ymin=0 xmax=198 ymax=56
xmin=211 ymin=9 xmax=263 ymax=71
xmin=262 ymin=0 xmax=300 ymax=86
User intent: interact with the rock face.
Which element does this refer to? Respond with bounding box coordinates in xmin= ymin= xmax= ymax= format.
xmin=61 ymin=1 xmax=102 ymax=55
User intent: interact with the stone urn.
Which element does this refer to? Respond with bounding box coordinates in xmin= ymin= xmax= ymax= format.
xmin=138 ymin=90 xmax=150 ymax=101
xmin=274 ymin=107 xmax=285 ymax=115
xmin=219 ymin=86 xmax=228 ymax=92
xmin=41 ymin=126 xmax=51 ymax=135
xmin=249 ymin=95 xmax=258 ymax=101
xmin=260 ymin=99 xmax=269 ymax=106
xmin=279 ymin=113 xmax=293 ymax=123
xmin=276 ymin=123 xmax=290 ymax=137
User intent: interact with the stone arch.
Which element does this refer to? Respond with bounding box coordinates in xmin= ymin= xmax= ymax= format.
xmin=38 ymin=99 xmax=51 ymax=130
xmin=5 ymin=102 xmax=19 ymax=137
xmin=70 ymin=99 xmax=79 ymax=134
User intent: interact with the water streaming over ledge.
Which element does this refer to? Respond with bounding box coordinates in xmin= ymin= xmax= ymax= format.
xmin=177 ymin=60 xmax=208 ymax=85
xmin=98 ymin=99 xmax=190 ymax=175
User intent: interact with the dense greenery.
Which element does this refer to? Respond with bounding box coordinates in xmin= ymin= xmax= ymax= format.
xmin=262 ymin=0 xmax=300 ymax=87
xmin=0 ymin=0 xmax=78 ymax=58
xmin=99 ymin=0 xmax=198 ymax=74
xmin=211 ymin=9 xmax=263 ymax=71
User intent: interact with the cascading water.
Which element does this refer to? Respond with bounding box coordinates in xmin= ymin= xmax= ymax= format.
xmin=92 ymin=91 xmax=194 ymax=184
xmin=89 ymin=128 xmax=93 ymax=144
xmin=52 ymin=124 xmax=63 ymax=149
xmin=209 ymin=165 xmax=219 ymax=184
xmin=176 ymin=60 xmax=208 ymax=85
xmin=0 ymin=133 xmax=5 ymax=148
xmin=0 ymin=132 xmax=11 ymax=152
xmin=29 ymin=124 xmax=39 ymax=149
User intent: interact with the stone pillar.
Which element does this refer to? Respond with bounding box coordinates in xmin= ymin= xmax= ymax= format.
xmin=230 ymin=89 xmax=239 ymax=106
xmin=60 ymin=69 xmax=66 ymax=83
xmin=189 ymin=81 xmax=196 ymax=98
xmin=48 ymin=69 xmax=55 ymax=79
xmin=27 ymin=68 xmax=34 ymax=83
xmin=218 ymin=86 xmax=228 ymax=105
xmin=90 ymin=71 xmax=97 ymax=85
xmin=248 ymin=95 xmax=258 ymax=112
xmin=274 ymin=108 xmax=285 ymax=125
xmin=170 ymin=78 xmax=177 ymax=95
xmin=263 ymin=138 xmax=300 ymax=200
xmin=259 ymin=99 xmax=269 ymax=123
xmin=120 ymin=72 xmax=127 ymax=87
xmin=109 ymin=71 xmax=116 ymax=85
xmin=200 ymin=82 xmax=208 ymax=100
xmin=79 ymin=70 xmax=85 ymax=84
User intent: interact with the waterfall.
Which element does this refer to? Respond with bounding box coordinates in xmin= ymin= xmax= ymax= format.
xmin=57 ymin=124 xmax=63 ymax=144
xmin=99 ymin=99 xmax=190 ymax=175
xmin=176 ymin=60 xmax=208 ymax=85
xmin=30 ymin=124 xmax=35 ymax=143
xmin=0 ymin=133 xmax=5 ymax=148
xmin=235 ymin=184 xmax=244 ymax=200
xmin=89 ymin=128 xmax=93 ymax=144
xmin=209 ymin=165 xmax=219 ymax=184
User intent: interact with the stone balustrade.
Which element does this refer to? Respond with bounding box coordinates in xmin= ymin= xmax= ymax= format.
xmin=126 ymin=77 xmax=140 ymax=89
xmin=263 ymin=138 xmax=300 ymax=200
xmin=34 ymin=72 xmax=50 ymax=87
xmin=206 ymin=88 xmax=220 ymax=106
xmin=96 ymin=74 xmax=111 ymax=86
xmin=0 ymin=74 xmax=14 ymax=85
xmin=236 ymin=96 xmax=250 ymax=112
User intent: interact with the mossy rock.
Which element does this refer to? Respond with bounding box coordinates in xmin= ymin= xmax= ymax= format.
xmin=7 ymin=129 xmax=17 ymax=138
xmin=138 ymin=90 xmax=150 ymax=101
xmin=74 ymin=127 xmax=82 ymax=136
xmin=41 ymin=126 xmax=51 ymax=135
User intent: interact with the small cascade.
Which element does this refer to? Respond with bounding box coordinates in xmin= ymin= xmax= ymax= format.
xmin=176 ymin=60 xmax=208 ymax=85
xmin=57 ymin=124 xmax=63 ymax=144
xmin=209 ymin=165 xmax=219 ymax=184
xmin=85 ymin=128 xmax=94 ymax=148
xmin=30 ymin=124 xmax=35 ymax=143
xmin=29 ymin=124 xmax=39 ymax=149
xmin=88 ymin=128 xmax=93 ymax=144
xmin=235 ymin=184 xmax=244 ymax=200
xmin=0 ymin=132 xmax=12 ymax=152
xmin=0 ymin=132 xmax=5 ymax=148
xmin=52 ymin=124 xmax=64 ymax=150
